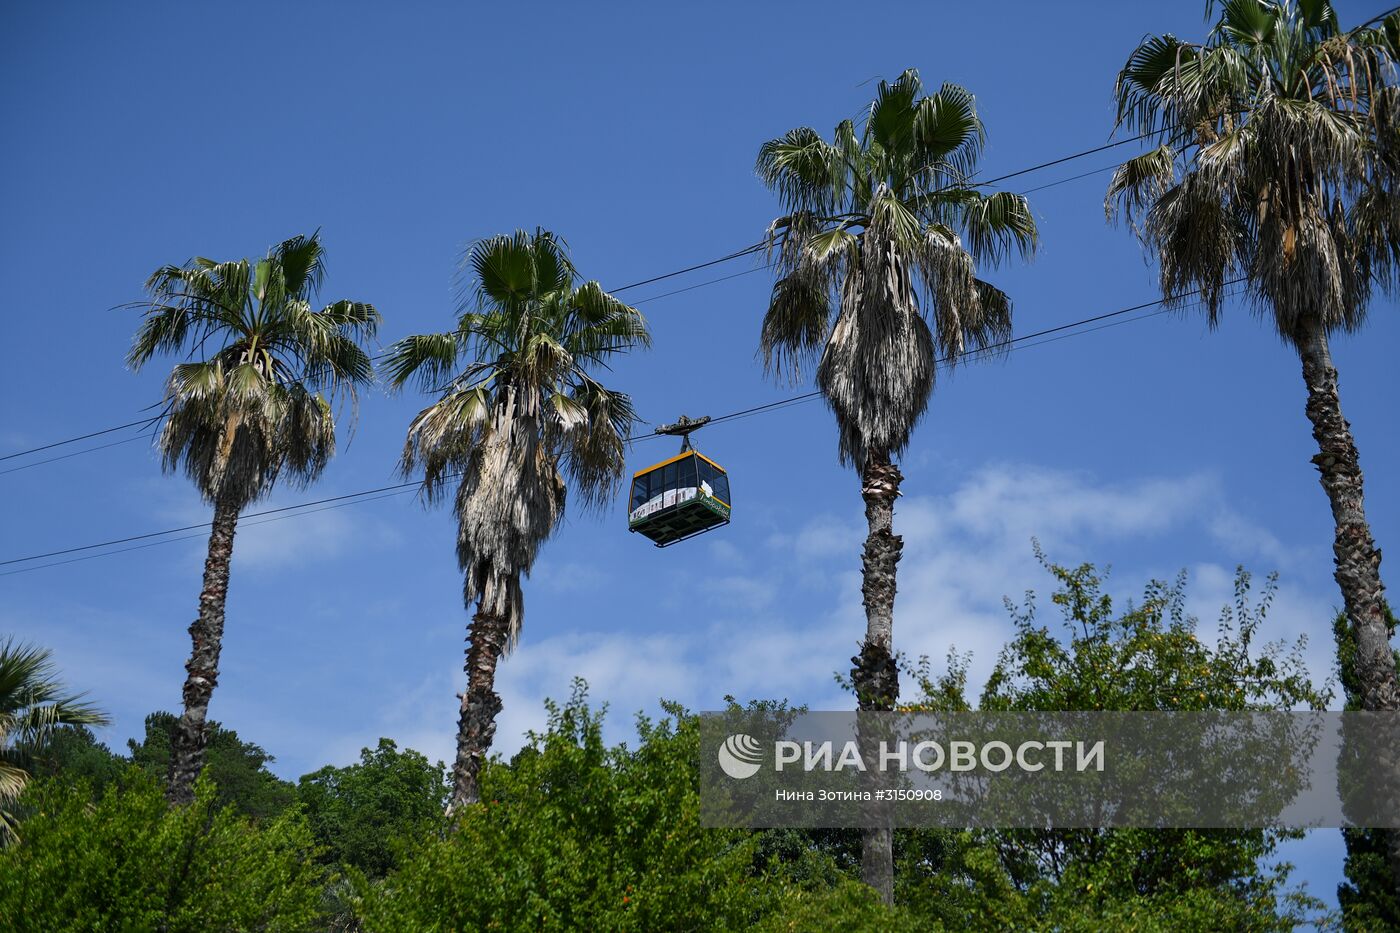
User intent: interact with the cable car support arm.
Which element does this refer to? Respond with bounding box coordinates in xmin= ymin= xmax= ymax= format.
xmin=653 ymin=414 xmax=711 ymax=452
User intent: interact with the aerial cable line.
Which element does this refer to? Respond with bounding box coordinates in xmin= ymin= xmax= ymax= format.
xmin=635 ymin=279 xmax=1248 ymax=439
xmin=972 ymin=130 xmax=1155 ymax=188
xmin=0 ymin=434 xmax=153 ymax=476
xmin=0 ymin=489 xmax=416 ymax=578
xmin=0 ymin=417 xmax=160 ymax=463
xmin=0 ymin=131 xmax=1163 ymax=467
xmin=1017 ymin=162 xmax=1125 ymax=196
xmin=0 ymin=478 xmax=442 ymax=569
xmin=607 ymin=243 xmax=767 ymax=293
xmin=0 ymin=281 xmax=1250 ymax=576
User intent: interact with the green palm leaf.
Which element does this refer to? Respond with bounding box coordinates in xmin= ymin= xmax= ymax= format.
xmin=756 ymin=69 xmax=1036 ymax=468
xmin=128 ymin=231 xmax=381 ymax=508
xmin=0 ymin=638 xmax=109 ymax=842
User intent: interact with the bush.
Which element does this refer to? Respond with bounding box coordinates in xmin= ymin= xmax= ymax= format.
xmin=0 ymin=770 xmax=326 ymax=932
xmin=297 ymin=737 xmax=448 ymax=879
xmin=354 ymin=683 xmax=785 ymax=931
xmin=757 ymin=879 xmax=922 ymax=932
xmin=127 ymin=711 xmax=296 ymax=820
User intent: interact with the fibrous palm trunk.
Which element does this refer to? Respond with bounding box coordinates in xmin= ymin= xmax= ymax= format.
xmin=167 ymin=494 xmax=240 ymax=805
xmin=852 ymin=453 xmax=903 ymax=905
xmin=1295 ymin=316 xmax=1400 ymax=890
xmin=446 ymin=604 xmax=510 ymax=815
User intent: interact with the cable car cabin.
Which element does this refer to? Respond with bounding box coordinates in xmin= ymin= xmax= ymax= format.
xmin=628 ymin=451 xmax=731 ymax=547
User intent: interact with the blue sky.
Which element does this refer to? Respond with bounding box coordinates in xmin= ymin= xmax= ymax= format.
xmin=3 ymin=0 xmax=1397 ymax=912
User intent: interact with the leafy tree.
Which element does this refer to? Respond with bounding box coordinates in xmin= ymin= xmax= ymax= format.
xmin=0 ymin=638 xmax=108 ymax=842
xmin=0 ymin=773 xmax=325 ymax=931
xmin=127 ymin=711 xmax=295 ymax=820
xmin=28 ymin=725 xmax=125 ymax=794
xmin=752 ymin=880 xmax=921 ymax=932
xmin=1107 ymin=0 xmax=1400 ymax=723
xmin=1334 ymin=605 xmax=1400 ymax=930
xmin=352 ymin=683 xmax=921 ymax=931
xmin=297 ymin=738 xmax=447 ymax=878
xmin=353 ymin=683 xmax=766 ymax=929
xmin=383 ymin=229 xmax=649 ymax=812
xmin=894 ymin=554 xmax=1325 ymax=929
xmin=754 ymin=67 xmax=1036 ymax=901
xmin=126 ymin=232 xmax=380 ymax=804
xmin=1109 ymin=4 xmax=1400 ymax=886
xmin=899 ymin=835 xmax=1311 ymax=933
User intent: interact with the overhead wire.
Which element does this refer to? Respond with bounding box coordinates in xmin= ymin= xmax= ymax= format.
xmin=0 ymin=280 xmax=1248 ymax=576
xmin=0 ymin=434 xmax=152 ymax=476
xmin=635 ymin=279 xmax=1249 ymax=438
xmin=1 ymin=131 xmax=1159 ymax=468
xmin=0 ymin=489 xmax=416 ymax=578
xmin=2 ymin=281 xmax=1245 ymax=575
xmin=2 ymin=132 xmax=1225 ymax=576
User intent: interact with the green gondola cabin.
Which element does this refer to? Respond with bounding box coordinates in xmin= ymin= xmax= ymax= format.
xmin=628 ymin=450 xmax=731 ymax=547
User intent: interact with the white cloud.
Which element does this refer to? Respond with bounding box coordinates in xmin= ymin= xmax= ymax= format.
xmin=529 ymin=559 xmax=610 ymax=594
xmin=743 ymin=462 xmax=1340 ymax=706
xmin=231 ymin=506 xmax=403 ymax=571
xmin=768 ymin=513 xmax=864 ymax=562
xmin=480 ymin=462 xmax=1336 ymax=758
xmin=146 ymin=487 xmax=406 ymax=574
xmin=134 ymin=458 xmax=1345 ymax=780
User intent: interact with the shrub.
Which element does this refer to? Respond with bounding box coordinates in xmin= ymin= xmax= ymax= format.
xmin=0 ymin=770 xmax=326 ymax=932
xmin=354 ymin=683 xmax=782 ymax=931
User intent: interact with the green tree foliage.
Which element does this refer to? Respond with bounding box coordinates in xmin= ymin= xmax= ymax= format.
xmin=384 ymin=229 xmax=649 ymax=812
xmin=891 ymin=554 xmax=1325 ymax=929
xmin=127 ymin=231 xmax=380 ymax=804
xmin=127 ymin=711 xmax=295 ymax=820
xmin=353 ymin=682 xmax=763 ymax=929
xmin=297 ymin=738 xmax=447 ymax=879
xmin=755 ymin=66 xmax=1038 ymax=902
xmin=1333 ymin=605 xmax=1400 ymax=931
xmin=28 ymin=726 xmax=125 ymax=793
xmin=752 ymin=879 xmax=921 ymax=932
xmin=0 ymin=773 xmax=325 ymax=932
xmin=0 ymin=638 xmax=108 ymax=842
xmin=10 ymin=557 xmax=1347 ymax=930
xmin=353 ymin=682 xmax=913 ymax=931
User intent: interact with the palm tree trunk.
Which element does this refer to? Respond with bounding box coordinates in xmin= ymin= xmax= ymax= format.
xmin=852 ymin=452 xmax=903 ymax=905
xmin=166 ymin=494 xmax=240 ymax=805
xmin=446 ymin=605 xmax=510 ymax=815
xmin=1296 ymin=319 xmax=1397 ymax=708
xmin=1295 ymin=316 xmax=1400 ymax=891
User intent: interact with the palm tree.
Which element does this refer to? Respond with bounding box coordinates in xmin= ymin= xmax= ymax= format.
xmin=0 ymin=638 xmax=109 ymax=842
xmin=755 ymin=68 xmax=1037 ymax=902
xmin=1108 ymin=0 xmax=1400 ymax=887
xmin=127 ymin=232 xmax=379 ymax=805
xmin=384 ymin=229 xmax=648 ymax=814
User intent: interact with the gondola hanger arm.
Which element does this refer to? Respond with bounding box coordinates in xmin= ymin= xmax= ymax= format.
xmin=653 ymin=414 xmax=711 ymax=452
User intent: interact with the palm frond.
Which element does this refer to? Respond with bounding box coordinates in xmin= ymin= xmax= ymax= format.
xmin=756 ymin=69 xmax=1033 ymax=468
xmin=1106 ymin=144 xmax=1178 ymax=226
xmin=756 ymin=128 xmax=845 ymax=216
xmin=1111 ymin=1 xmax=1392 ymax=342
xmin=273 ymin=231 xmax=327 ymax=300
xmin=912 ymin=83 xmax=984 ymax=184
xmin=558 ymin=376 xmax=637 ymax=514
xmin=467 ymin=230 xmax=540 ymax=310
xmin=760 ymin=271 xmax=833 ymax=384
xmin=127 ymin=234 xmax=377 ymax=506
xmin=0 ymin=635 xmax=110 ymax=817
xmin=383 ymin=332 xmax=467 ymax=393
xmin=564 ymin=282 xmax=650 ymax=365
xmin=958 ymin=190 xmax=1038 ymax=266
xmin=401 ymin=385 xmax=492 ymax=501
